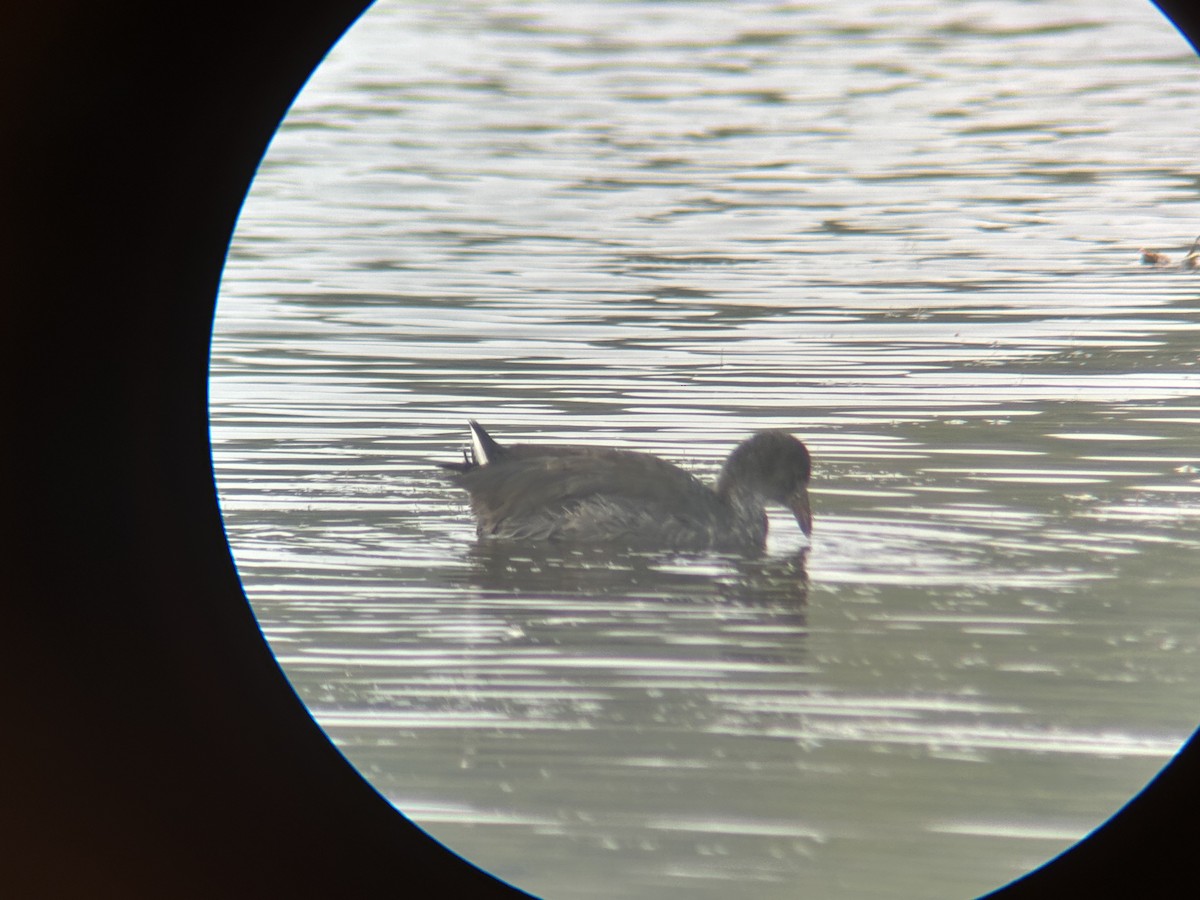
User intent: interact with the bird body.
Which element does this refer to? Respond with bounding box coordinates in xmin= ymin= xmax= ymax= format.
xmin=443 ymin=421 xmax=812 ymax=552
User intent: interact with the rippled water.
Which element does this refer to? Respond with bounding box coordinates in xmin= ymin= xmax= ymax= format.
xmin=210 ymin=2 xmax=1200 ymax=898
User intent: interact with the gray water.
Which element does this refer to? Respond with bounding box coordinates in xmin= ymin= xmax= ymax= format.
xmin=210 ymin=1 xmax=1200 ymax=897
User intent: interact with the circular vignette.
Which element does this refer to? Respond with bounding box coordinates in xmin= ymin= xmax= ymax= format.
xmin=4 ymin=2 xmax=528 ymax=897
xmin=6 ymin=2 xmax=1195 ymax=900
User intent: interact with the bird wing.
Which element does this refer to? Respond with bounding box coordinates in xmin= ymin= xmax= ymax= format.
xmin=458 ymin=447 xmax=722 ymax=543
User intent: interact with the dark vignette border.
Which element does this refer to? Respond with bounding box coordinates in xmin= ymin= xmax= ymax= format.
xmin=1 ymin=1 xmax=1195 ymax=897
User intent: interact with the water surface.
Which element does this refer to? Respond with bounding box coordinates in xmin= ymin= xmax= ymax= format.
xmin=211 ymin=2 xmax=1200 ymax=897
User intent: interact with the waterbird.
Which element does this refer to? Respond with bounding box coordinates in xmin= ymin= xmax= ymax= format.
xmin=1139 ymin=234 xmax=1199 ymax=270
xmin=441 ymin=421 xmax=812 ymax=552
xmin=1139 ymin=248 xmax=1172 ymax=267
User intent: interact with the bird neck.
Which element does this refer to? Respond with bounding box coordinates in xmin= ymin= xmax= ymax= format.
xmin=717 ymin=480 xmax=769 ymax=542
